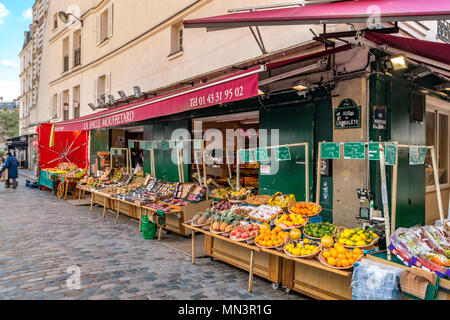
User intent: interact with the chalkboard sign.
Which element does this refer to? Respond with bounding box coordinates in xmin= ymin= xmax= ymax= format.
xmin=128 ymin=140 xmax=134 ymax=148
xmin=321 ymin=142 xmax=340 ymax=159
xmin=161 ymin=141 xmax=169 ymax=151
xmin=385 ymin=143 xmax=397 ymax=166
xmin=335 ymin=99 xmax=361 ymax=129
xmin=344 ymin=142 xmax=365 ymax=160
xmin=238 ymin=150 xmax=247 ymax=163
xmin=193 ymin=140 xmax=202 ymax=150
xmin=152 ymin=141 xmax=158 ymax=150
xmin=144 ymin=142 xmax=151 ymax=151
xmin=373 ymin=105 xmax=387 ymax=130
xmin=409 ymin=146 xmax=427 ymax=165
xmin=320 ymin=159 xmax=332 ymax=177
xmin=255 ymin=148 xmax=269 ymax=162
xmin=274 ymin=146 xmax=291 ymax=161
xmin=139 ymin=141 xmax=146 ymax=150
xmin=368 ymin=142 xmax=381 ymax=161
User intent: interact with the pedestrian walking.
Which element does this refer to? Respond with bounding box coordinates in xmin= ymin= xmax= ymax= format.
xmin=1 ymin=152 xmax=19 ymax=189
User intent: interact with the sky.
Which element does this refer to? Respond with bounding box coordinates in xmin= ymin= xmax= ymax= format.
xmin=0 ymin=0 xmax=35 ymax=102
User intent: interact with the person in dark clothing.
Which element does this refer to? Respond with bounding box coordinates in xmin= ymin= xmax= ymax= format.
xmin=1 ymin=152 xmax=19 ymax=189
xmin=131 ymin=150 xmax=143 ymax=168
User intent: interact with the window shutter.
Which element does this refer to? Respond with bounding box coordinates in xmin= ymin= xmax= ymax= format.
xmin=105 ymin=73 xmax=111 ymax=96
xmin=94 ymin=78 xmax=98 ymax=103
xmin=57 ymin=93 xmax=61 ymax=118
xmin=96 ymin=14 xmax=101 ymax=45
xmin=107 ymin=3 xmax=113 ymax=39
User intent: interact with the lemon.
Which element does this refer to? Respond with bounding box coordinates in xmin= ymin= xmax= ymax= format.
xmin=292 ymin=248 xmax=301 ymax=256
xmin=339 ymin=238 xmax=346 ymax=244
xmin=345 ymin=239 xmax=354 ymax=246
xmin=303 ymin=238 xmax=310 ymax=244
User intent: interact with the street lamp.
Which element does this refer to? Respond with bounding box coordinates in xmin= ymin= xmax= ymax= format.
xmin=58 ymin=11 xmax=83 ymax=27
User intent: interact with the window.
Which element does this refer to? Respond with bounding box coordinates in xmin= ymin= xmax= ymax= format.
xmin=63 ymin=37 xmax=69 ymax=72
xmin=62 ymin=90 xmax=70 ymax=121
xmin=169 ymin=23 xmax=184 ymax=56
xmin=73 ymin=85 xmax=80 ymax=119
xmin=94 ymin=73 xmax=111 ymax=104
xmin=96 ymin=4 xmax=113 ymax=45
xmin=73 ymin=30 xmax=81 ymax=67
xmin=426 ymin=99 xmax=449 ymax=187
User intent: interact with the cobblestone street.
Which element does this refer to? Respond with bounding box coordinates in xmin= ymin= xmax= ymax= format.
xmin=0 ymin=178 xmax=306 ymax=300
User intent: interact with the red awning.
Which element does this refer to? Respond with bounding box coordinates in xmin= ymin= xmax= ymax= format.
xmin=364 ymin=32 xmax=450 ymax=66
xmin=54 ymin=66 xmax=264 ymax=132
xmin=184 ymin=0 xmax=450 ymax=29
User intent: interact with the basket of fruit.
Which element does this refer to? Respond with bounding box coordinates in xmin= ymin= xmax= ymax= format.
xmin=284 ymin=238 xmax=322 ymax=259
xmin=248 ymin=205 xmax=282 ymax=224
xmin=254 ymin=226 xmax=288 ymax=249
xmin=318 ymin=244 xmax=363 ymax=270
xmin=209 ymin=209 xmax=247 ymax=235
xmin=268 ymin=192 xmax=296 ymax=210
xmin=303 ymin=222 xmax=338 ymax=240
xmin=288 ymin=202 xmax=321 ymax=217
xmin=275 ymin=213 xmax=308 ymax=230
xmin=191 ymin=209 xmax=216 ymax=227
xmin=229 ymin=224 xmax=260 ymax=242
xmin=335 ymin=227 xmax=379 ymax=249
xmin=228 ymin=188 xmax=248 ymax=202
xmin=246 ymin=194 xmax=271 ymax=206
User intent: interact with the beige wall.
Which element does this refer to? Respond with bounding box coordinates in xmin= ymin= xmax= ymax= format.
xmin=426 ymin=188 xmax=450 ymax=225
xmin=38 ymin=0 xmax=347 ymax=124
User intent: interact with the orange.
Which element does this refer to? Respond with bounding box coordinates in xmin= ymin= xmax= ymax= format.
xmin=260 ymin=241 xmax=266 ymax=246
xmin=353 ymin=253 xmax=362 ymax=260
xmin=341 ymin=259 xmax=350 ymax=268
xmin=336 ymin=260 xmax=342 ymax=268
xmin=346 ymin=252 xmax=353 ymax=260
xmin=264 ymin=236 xmax=269 ymax=242
xmin=267 ymin=240 xmax=273 ymax=247
xmin=349 ymin=258 xmax=355 ymax=265
xmin=353 ymin=248 xmax=362 ymax=255
xmin=323 ymin=251 xmax=331 ymax=259
xmin=337 ymin=247 xmax=347 ymax=255
xmin=327 ymin=257 xmax=336 ymax=267
xmin=337 ymin=253 xmax=346 ymax=261
xmin=330 ymin=248 xmax=338 ymax=258
xmin=273 ymin=226 xmax=282 ymax=233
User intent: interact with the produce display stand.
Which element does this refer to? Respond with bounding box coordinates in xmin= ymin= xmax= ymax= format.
xmin=183 ymin=223 xmax=282 ymax=292
xmin=365 ymin=252 xmax=450 ymax=300
xmin=58 ymin=176 xmax=84 ymax=201
xmin=109 ymin=197 xmax=141 ymax=224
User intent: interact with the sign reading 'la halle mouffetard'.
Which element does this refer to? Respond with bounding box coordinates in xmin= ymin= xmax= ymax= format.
xmin=334 ymin=98 xmax=361 ymax=129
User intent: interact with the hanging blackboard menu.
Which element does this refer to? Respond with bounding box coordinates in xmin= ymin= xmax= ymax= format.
xmin=409 ymin=146 xmax=427 ymax=165
xmin=368 ymin=142 xmax=381 ymax=161
xmin=385 ymin=143 xmax=397 ymax=166
xmin=274 ymin=146 xmax=291 ymax=161
xmin=321 ymin=142 xmax=340 ymax=159
xmin=238 ymin=150 xmax=247 ymax=163
xmin=169 ymin=140 xmax=176 ymax=148
xmin=255 ymin=148 xmax=269 ymax=162
xmin=128 ymin=140 xmax=134 ymax=148
xmin=343 ymin=142 xmax=365 ymax=160
xmin=335 ymin=99 xmax=361 ymax=129
xmin=139 ymin=141 xmax=146 ymax=150
xmin=161 ymin=141 xmax=169 ymax=151
xmin=320 ymin=159 xmax=332 ymax=177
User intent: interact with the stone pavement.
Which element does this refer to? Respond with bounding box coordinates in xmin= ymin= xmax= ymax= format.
xmin=0 ymin=178 xmax=307 ymax=300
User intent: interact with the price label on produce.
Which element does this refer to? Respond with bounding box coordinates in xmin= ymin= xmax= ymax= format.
xmin=274 ymin=146 xmax=291 ymax=161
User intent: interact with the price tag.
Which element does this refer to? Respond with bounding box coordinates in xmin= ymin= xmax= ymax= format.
xmin=368 ymin=142 xmax=381 ymax=161
xmin=128 ymin=140 xmax=134 ymax=148
xmin=343 ymin=142 xmax=365 ymax=160
xmin=255 ymin=148 xmax=269 ymax=162
xmin=274 ymin=146 xmax=291 ymax=161
xmin=321 ymin=142 xmax=340 ymax=159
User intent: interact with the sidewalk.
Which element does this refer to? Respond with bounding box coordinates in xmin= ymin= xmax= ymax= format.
xmin=18 ymin=169 xmax=37 ymax=180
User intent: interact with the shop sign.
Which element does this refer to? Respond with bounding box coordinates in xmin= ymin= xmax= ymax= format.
xmin=335 ymin=99 xmax=361 ymax=129
xmin=144 ymin=142 xmax=152 ymax=151
xmin=321 ymin=142 xmax=340 ymax=159
xmin=139 ymin=141 xmax=146 ymax=149
xmin=385 ymin=143 xmax=397 ymax=166
xmin=409 ymin=146 xmax=427 ymax=165
xmin=128 ymin=140 xmax=134 ymax=148
xmin=152 ymin=142 xmax=158 ymax=149
xmin=255 ymin=148 xmax=269 ymax=162
xmin=274 ymin=146 xmax=291 ymax=161
xmin=343 ymin=142 xmax=365 ymax=160
xmin=373 ymin=105 xmax=387 ymax=130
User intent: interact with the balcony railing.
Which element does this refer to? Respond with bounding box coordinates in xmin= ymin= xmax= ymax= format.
xmin=74 ymin=48 xmax=81 ymax=67
xmin=438 ymin=20 xmax=450 ymax=43
xmin=63 ymin=55 xmax=69 ymax=72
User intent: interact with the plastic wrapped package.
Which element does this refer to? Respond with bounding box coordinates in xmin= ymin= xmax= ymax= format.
xmin=352 ymin=258 xmax=404 ymax=300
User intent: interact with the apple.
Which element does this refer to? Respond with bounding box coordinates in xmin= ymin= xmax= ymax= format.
xmin=252 ymin=224 xmax=259 ymax=231
xmin=242 ymin=232 xmax=250 ymax=239
xmin=236 ymin=232 xmax=242 ymax=239
xmin=231 ymin=230 xmax=237 ymax=237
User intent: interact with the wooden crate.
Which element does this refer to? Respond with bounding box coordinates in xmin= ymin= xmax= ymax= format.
xmin=205 ymin=235 xmax=282 ymax=284
xmin=109 ymin=199 xmax=139 ymax=219
xmin=164 ymin=200 xmax=213 ymax=236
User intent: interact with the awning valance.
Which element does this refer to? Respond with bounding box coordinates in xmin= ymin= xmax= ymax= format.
xmin=54 ymin=66 xmax=264 ymax=132
xmin=184 ymin=0 xmax=450 ymax=29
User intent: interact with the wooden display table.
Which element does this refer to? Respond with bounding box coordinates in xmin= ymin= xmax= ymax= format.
xmin=58 ymin=176 xmax=84 ymax=200
xmin=183 ymin=224 xmax=282 ymax=292
xmin=365 ymin=253 xmax=450 ymax=300
xmin=267 ymin=248 xmax=353 ymax=300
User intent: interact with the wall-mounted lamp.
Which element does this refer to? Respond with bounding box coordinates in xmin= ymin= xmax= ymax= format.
xmin=389 ymin=55 xmax=407 ymax=71
xmin=97 ymin=97 xmax=108 ymax=108
xmin=107 ymin=95 xmax=116 ymax=106
xmin=133 ymin=86 xmax=144 ymax=99
xmin=58 ymin=11 xmax=83 ymax=27
xmin=406 ymin=66 xmax=432 ymax=80
xmin=118 ymin=90 xmax=128 ymax=102
xmin=435 ymin=83 xmax=450 ymax=91
xmin=88 ymin=103 xmax=97 ymax=111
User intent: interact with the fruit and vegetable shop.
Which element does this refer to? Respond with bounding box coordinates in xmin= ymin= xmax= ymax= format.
xmin=36 ymin=31 xmax=450 ymax=300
